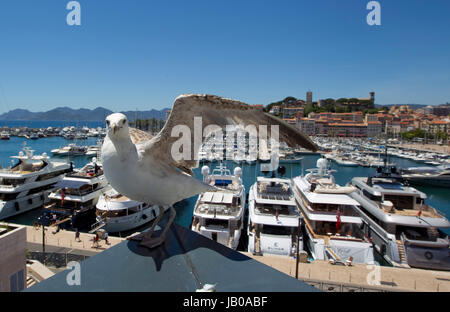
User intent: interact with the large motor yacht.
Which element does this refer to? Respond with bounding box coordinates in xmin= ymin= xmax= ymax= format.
xmin=0 ymin=147 xmax=73 ymax=219
xmin=247 ymin=174 xmax=302 ymax=257
xmin=191 ymin=163 xmax=245 ymax=250
xmin=0 ymin=131 xmax=10 ymax=140
xmin=51 ymin=144 xmax=87 ymax=156
xmin=95 ymin=187 xmax=169 ymax=233
xmin=40 ymin=158 xmax=109 ymax=229
xmin=349 ymin=166 xmax=450 ymax=270
xmin=292 ymin=158 xmax=375 ymax=264
xmin=401 ymin=165 xmax=450 ymax=188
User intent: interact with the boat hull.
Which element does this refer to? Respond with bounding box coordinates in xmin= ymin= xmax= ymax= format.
xmin=0 ymin=191 xmax=50 ymax=220
xmin=104 ymin=205 xmax=168 ymax=233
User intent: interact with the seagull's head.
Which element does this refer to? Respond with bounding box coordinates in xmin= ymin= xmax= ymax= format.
xmin=106 ymin=113 xmax=129 ymax=140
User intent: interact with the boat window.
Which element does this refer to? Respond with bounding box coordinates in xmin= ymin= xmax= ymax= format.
xmin=0 ymin=178 xmax=26 ymax=186
xmin=100 ymin=209 xmax=127 ymax=218
xmin=36 ymin=170 xmax=67 ymax=181
xmin=0 ymin=192 xmax=19 ymax=200
xmin=204 ymin=218 xmax=228 ymax=228
xmin=362 ymin=189 xmax=382 ymax=202
xmin=261 ymin=225 xmax=292 ymax=236
xmin=28 ymin=184 xmax=54 ymax=195
xmin=384 ymin=195 xmax=414 ymax=210
xmin=128 ymin=206 xmax=140 ymax=214
xmin=397 ymin=226 xmax=430 ymax=241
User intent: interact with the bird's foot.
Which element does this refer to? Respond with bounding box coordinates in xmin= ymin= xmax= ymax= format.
xmin=132 ymin=206 xmax=177 ymax=248
xmin=140 ymin=235 xmax=166 ymax=249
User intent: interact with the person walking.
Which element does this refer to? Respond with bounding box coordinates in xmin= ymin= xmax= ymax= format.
xmin=75 ymin=229 xmax=81 ymax=242
xmin=104 ymin=231 xmax=109 ymax=245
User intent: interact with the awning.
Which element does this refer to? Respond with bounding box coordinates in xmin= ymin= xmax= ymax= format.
xmin=54 ymin=179 xmax=88 ymax=190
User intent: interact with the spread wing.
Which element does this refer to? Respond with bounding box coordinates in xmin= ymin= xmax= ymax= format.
xmin=129 ymin=127 xmax=153 ymax=145
xmin=142 ymin=94 xmax=317 ymax=172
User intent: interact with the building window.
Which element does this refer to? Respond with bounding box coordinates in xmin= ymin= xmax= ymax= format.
xmin=9 ymin=269 xmax=25 ymax=292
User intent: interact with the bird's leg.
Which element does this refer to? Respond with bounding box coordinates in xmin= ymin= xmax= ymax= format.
xmin=140 ymin=205 xmax=176 ymax=249
xmin=145 ymin=205 xmax=165 ymax=237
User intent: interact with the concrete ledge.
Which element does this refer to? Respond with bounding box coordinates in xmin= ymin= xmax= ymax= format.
xmin=27 ymin=260 xmax=55 ymax=281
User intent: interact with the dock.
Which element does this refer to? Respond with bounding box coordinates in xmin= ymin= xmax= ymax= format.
xmin=241 ymin=252 xmax=450 ymax=292
xmin=6 ymin=222 xmax=124 ymax=253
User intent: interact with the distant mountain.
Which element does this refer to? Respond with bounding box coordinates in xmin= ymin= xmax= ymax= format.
xmin=0 ymin=107 xmax=170 ymax=122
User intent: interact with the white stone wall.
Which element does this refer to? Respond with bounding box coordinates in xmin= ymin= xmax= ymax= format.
xmin=0 ymin=226 xmax=26 ymax=292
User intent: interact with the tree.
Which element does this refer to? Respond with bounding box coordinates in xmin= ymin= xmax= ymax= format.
xmin=335 ymin=106 xmax=345 ymax=113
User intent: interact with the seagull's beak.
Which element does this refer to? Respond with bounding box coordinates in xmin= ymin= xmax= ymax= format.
xmin=112 ymin=124 xmax=118 ymax=134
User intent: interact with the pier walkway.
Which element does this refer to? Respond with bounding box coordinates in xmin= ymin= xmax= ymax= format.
xmin=388 ymin=143 xmax=450 ymax=155
xmin=6 ymin=223 xmax=125 ymax=253
xmin=241 ymin=252 xmax=450 ymax=292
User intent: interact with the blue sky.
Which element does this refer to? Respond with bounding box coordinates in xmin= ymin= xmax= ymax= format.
xmin=0 ymin=0 xmax=449 ymax=113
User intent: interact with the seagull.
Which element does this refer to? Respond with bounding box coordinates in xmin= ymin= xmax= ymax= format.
xmin=101 ymin=94 xmax=317 ymax=248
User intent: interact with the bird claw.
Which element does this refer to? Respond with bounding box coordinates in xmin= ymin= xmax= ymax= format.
xmin=140 ymin=235 xmax=166 ymax=249
xmin=134 ymin=205 xmax=176 ymax=250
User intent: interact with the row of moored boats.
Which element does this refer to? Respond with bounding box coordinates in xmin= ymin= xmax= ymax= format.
xmin=0 ymin=146 xmax=449 ymax=271
xmin=191 ymin=158 xmax=450 ymax=271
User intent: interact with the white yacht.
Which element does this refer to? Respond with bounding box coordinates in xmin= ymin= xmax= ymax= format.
xmin=51 ymin=144 xmax=87 ymax=156
xmin=41 ymin=158 xmax=109 ymax=229
xmin=349 ymin=167 xmax=450 ymax=270
xmin=0 ymin=147 xmax=73 ymax=219
xmin=85 ymin=145 xmax=101 ymax=157
xmin=0 ymin=131 xmax=10 ymax=140
xmin=325 ymin=152 xmax=358 ymax=167
xmin=247 ymin=176 xmax=302 ymax=257
xmin=95 ymin=188 xmax=169 ymax=233
xmin=292 ymin=158 xmax=375 ymax=264
xmin=401 ymin=165 xmax=450 ymax=188
xmin=191 ymin=164 xmax=245 ymax=250
xmin=29 ymin=133 xmax=39 ymax=140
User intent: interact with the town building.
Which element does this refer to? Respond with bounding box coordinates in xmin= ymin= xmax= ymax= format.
xmin=269 ymin=105 xmax=280 ymax=115
xmin=306 ymin=91 xmax=312 ymax=106
xmin=283 ymin=107 xmax=304 ymax=119
xmin=327 ymin=123 xmax=367 ymax=137
xmin=367 ymin=121 xmax=382 ymax=138
xmin=0 ymin=224 xmax=26 ymax=292
xmin=297 ymin=118 xmax=315 ymax=136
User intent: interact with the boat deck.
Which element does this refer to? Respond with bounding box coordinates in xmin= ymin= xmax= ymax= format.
xmin=379 ymin=203 xmax=443 ymax=218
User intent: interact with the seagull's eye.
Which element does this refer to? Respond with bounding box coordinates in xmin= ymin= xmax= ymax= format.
xmin=122 ymin=120 xmax=126 ymax=125
xmin=106 ymin=120 xmax=110 ymax=127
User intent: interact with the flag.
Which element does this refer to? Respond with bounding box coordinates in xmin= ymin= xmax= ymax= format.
xmin=418 ymin=208 xmax=422 ymax=217
xmin=336 ymin=208 xmax=341 ymax=231
xmin=61 ymin=190 xmax=65 ymax=205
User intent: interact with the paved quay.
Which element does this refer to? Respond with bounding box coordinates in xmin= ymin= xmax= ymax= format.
xmin=389 ymin=143 xmax=450 ymax=155
xmin=6 ymin=223 xmax=125 ymax=253
xmin=241 ymin=252 xmax=450 ymax=292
